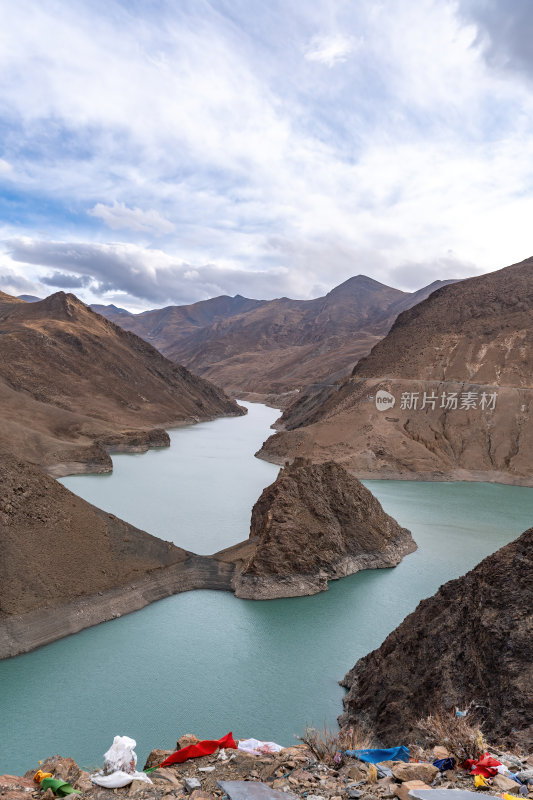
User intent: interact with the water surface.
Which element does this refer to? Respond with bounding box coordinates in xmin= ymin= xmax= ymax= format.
xmin=60 ymin=402 xmax=280 ymax=554
xmin=1 ymin=403 xmax=531 ymax=775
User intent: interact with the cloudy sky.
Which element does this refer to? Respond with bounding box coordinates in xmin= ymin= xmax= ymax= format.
xmin=1 ymin=0 xmax=532 ymax=310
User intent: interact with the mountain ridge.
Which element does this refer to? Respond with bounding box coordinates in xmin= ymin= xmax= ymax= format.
xmin=0 ymin=289 xmax=243 ymax=475
xmin=94 ymin=275 xmax=456 ymax=397
xmin=257 ymin=257 xmax=533 ymax=484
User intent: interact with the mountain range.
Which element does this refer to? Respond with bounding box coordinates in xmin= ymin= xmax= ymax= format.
xmin=93 ymin=276 xmax=456 ymax=399
xmin=259 ymin=257 xmax=533 ymax=485
xmin=2 ymin=259 xmax=532 ymax=747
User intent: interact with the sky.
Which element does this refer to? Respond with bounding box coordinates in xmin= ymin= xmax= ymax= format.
xmin=1 ymin=0 xmax=533 ymax=311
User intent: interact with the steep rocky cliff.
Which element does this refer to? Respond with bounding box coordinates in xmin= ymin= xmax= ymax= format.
xmin=229 ymin=458 xmax=416 ymax=598
xmin=0 ymin=453 xmax=417 ymax=656
xmin=340 ymin=526 xmax=533 ymax=747
xmin=259 ymin=258 xmax=533 ymax=485
xmin=0 ymin=290 xmax=243 ymax=474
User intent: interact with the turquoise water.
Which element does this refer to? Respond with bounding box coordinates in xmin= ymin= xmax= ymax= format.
xmin=61 ymin=402 xmax=281 ymax=554
xmin=1 ymin=402 xmax=532 ymax=775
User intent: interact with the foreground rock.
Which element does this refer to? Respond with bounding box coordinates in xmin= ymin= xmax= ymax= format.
xmin=4 ymin=737 xmax=532 ymax=800
xmin=0 ymin=290 xmax=243 ymax=475
xmin=222 ymin=458 xmax=416 ymax=599
xmin=340 ymin=527 xmax=533 ymax=747
xmin=259 ymin=257 xmax=533 ymax=485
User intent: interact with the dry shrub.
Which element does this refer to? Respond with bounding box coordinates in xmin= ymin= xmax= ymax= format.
xmin=416 ymin=710 xmax=487 ymax=762
xmin=298 ymin=725 xmax=339 ymax=763
xmin=367 ymin=764 xmax=378 ymax=784
xmin=337 ymin=724 xmax=375 ymax=752
xmin=298 ymin=722 xmax=374 ymax=765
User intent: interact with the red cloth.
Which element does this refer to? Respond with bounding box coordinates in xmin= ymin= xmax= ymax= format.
xmin=461 ymin=754 xmax=502 ymax=778
xmin=159 ymin=732 xmax=237 ymax=766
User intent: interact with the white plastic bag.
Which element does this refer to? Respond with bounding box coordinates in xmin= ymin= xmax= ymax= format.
xmin=90 ymin=736 xmax=153 ymax=788
xmin=238 ymin=738 xmax=284 ymax=754
xmin=104 ymin=735 xmax=138 ymax=774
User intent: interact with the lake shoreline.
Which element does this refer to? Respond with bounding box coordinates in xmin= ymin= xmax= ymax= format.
xmin=256 ymin=447 xmax=533 ymax=486
xmin=0 ymin=555 xmax=236 ymax=660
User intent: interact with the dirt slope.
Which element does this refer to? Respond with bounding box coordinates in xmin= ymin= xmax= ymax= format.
xmin=0 ymin=452 xmax=188 ymax=617
xmin=259 ymin=258 xmax=533 ymax=485
xmin=0 ymin=290 xmax=243 ymax=474
xmin=0 ymin=290 xmax=24 ymax=303
xmin=339 ymin=526 xmax=533 ymax=747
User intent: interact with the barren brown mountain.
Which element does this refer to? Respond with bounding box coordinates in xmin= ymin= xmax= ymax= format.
xmin=259 ymin=257 xmax=533 ymax=485
xmin=0 ymin=290 xmax=243 ymax=475
xmin=223 ymin=457 xmax=416 ymax=599
xmin=339 ymin=526 xmax=533 ymax=747
xmin=0 ymin=452 xmax=188 ymax=618
xmin=95 ymin=276 xmax=454 ymax=398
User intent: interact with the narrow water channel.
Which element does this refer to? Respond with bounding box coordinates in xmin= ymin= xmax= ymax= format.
xmin=1 ymin=402 xmax=532 ymax=775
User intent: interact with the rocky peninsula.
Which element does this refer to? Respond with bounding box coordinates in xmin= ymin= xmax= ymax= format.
xmin=0 ymin=453 xmax=241 ymax=659
xmin=0 ymin=454 xmax=415 ymax=658
xmin=225 ymin=458 xmax=416 ymax=599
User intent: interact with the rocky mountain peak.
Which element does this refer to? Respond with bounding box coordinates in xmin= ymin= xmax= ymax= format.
xmin=33 ymin=290 xmax=89 ymax=319
xmin=326 ymin=273 xmax=406 ymax=299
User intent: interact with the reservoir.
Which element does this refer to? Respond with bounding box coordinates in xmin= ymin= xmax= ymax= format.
xmin=1 ymin=402 xmax=532 ymax=775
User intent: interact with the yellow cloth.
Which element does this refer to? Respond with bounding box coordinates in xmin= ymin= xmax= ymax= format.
xmin=501 ymin=794 xmax=517 ymax=800
xmin=34 ymin=770 xmax=53 ymax=784
xmin=474 ymin=774 xmax=489 ymax=788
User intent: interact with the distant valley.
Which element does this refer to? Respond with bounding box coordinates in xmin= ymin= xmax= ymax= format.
xmin=92 ymin=275 xmax=456 ymax=401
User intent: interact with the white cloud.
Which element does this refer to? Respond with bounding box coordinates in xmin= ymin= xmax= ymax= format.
xmin=0 ymin=250 xmax=44 ymax=297
xmin=88 ymin=201 xmax=175 ymax=235
xmin=4 ymin=238 xmax=301 ymax=306
xmin=0 ymin=159 xmax=12 ymax=174
xmin=0 ymin=1 xmax=533 ymax=305
xmin=304 ymin=34 xmax=359 ymax=67
xmin=389 ymin=254 xmax=480 ymax=290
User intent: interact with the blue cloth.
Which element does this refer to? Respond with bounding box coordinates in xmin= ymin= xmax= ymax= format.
xmin=433 ymin=758 xmax=456 ymax=771
xmin=345 ymin=746 xmax=410 ymax=764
